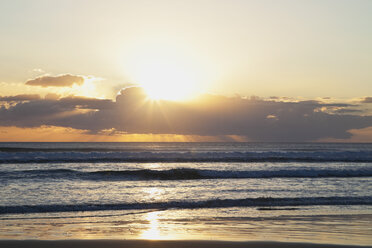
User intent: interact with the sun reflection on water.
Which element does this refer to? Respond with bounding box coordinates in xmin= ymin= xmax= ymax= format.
xmin=139 ymin=186 xmax=165 ymax=240
xmin=140 ymin=211 xmax=162 ymax=240
xmin=146 ymin=163 xmax=161 ymax=169
xmin=143 ymin=186 xmax=165 ymax=202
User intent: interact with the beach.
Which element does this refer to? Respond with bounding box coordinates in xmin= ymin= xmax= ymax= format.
xmin=1 ymin=240 xmax=371 ymax=248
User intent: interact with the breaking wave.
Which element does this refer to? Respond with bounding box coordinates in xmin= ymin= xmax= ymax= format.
xmin=1 ymin=150 xmax=372 ymax=163
xmin=2 ymin=167 xmax=372 ymax=181
xmin=1 ymin=196 xmax=371 ymax=215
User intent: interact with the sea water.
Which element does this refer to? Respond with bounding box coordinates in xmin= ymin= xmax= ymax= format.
xmin=0 ymin=142 xmax=371 ymax=245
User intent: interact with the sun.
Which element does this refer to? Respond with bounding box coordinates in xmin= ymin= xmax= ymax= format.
xmin=123 ymin=42 xmax=208 ymax=101
xmin=135 ymin=60 xmax=199 ymax=101
xmin=136 ymin=66 xmax=196 ymax=101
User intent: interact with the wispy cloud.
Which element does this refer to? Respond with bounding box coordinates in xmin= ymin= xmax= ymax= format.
xmin=31 ymin=68 xmax=45 ymax=73
xmin=25 ymin=74 xmax=84 ymax=87
xmin=361 ymin=97 xmax=372 ymax=103
xmin=0 ymin=94 xmax=41 ymax=101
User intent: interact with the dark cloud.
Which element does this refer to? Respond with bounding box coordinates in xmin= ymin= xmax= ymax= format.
xmin=25 ymin=74 xmax=84 ymax=87
xmin=58 ymin=96 xmax=115 ymax=110
xmin=0 ymin=96 xmax=114 ymax=128
xmin=0 ymin=94 xmax=41 ymax=101
xmin=44 ymin=93 xmax=60 ymax=100
xmin=361 ymin=97 xmax=372 ymax=103
xmin=334 ymin=109 xmax=362 ymax=114
xmin=0 ymin=87 xmax=371 ymax=141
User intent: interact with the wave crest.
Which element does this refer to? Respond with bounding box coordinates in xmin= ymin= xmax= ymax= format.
xmin=2 ymin=168 xmax=371 ymax=181
xmin=1 ymin=196 xmax=371 ymax=215
xmin=1 ymin=150 xmax=372 ymax=163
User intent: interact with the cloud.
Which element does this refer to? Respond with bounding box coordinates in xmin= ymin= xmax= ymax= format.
xmin=58 ymin=96 xmax=115 ymax=110
xmin=334 ymin=108 xmax=362 ymax=114
xmin=0 ymin=95 xmax=114 ymax=128
xmin=361 ymin=97 xmax=372 ymax=103
xmin=25 ymin=74 xmax=84 ymax=87
xmin=31 ymin=68 xmax=45 ymax=73
xmin=0 ymin=94 xmax=41 ymax=101
xmin=0 ymin=87 xmax=371 ymax=142
xmin=44 ymin=93 xmax=60 ymax=100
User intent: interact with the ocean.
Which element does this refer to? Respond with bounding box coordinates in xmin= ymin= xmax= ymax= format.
xmin=0 ymin=142 xmax=371 ymax=245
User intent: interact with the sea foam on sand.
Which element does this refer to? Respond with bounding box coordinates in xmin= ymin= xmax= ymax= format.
xmin=0 ymin=240 xmax=371 ymax=248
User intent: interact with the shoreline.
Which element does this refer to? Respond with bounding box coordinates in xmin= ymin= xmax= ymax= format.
xmin=0 ymin=240 xmax=371 ymax=248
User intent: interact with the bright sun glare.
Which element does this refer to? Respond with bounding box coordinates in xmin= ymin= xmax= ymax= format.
xmin=125 ymin=44 xmax=208 ymax=101
xmin=137 ymin=60 xmax=199 ymax=101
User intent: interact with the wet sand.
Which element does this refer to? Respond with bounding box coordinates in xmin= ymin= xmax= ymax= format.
xmin=0 ymin=240 xmax=370 ymax=248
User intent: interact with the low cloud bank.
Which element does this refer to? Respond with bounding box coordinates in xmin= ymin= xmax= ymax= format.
xmin=0 ymin=94 xmax=41 ymax=101
xmin=361 ymin=97 xmax=372 ymax=103
xmin=0 ymin=87 xmax=371 ymax=141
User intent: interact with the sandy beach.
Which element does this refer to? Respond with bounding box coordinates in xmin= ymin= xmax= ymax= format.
xmin=1 ymin=240 xmax=371 ymax=248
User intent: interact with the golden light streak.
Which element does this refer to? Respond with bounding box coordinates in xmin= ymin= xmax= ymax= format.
xmin=0 ymin=126 xmax=248 ymax=142
xmin=140 ymin=211 xmax=162 ymax=240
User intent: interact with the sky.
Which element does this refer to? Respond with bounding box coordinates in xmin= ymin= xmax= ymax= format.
xmin=0 ymin=0 xmax=371 ymax=142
